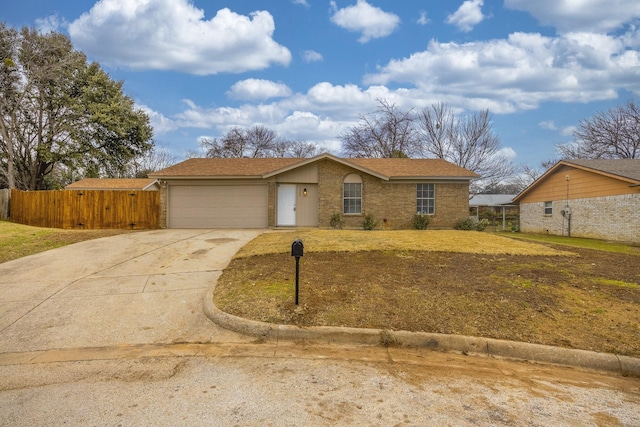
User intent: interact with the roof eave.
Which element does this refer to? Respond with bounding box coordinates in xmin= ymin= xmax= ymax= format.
xmin=153 ymin=175 xmax=264 ymax=180
xmin=388 ymin=176 xmax=476 ymax=181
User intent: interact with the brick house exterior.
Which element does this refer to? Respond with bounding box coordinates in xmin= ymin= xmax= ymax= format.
xmin=513 ymin=159 xmax=640 ymax=243
xmin=150 ymin=154 xmax=478 ymax=229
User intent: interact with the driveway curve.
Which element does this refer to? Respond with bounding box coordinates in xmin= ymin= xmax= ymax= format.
xmin=0 ymin=229 xmax=261 ymax=353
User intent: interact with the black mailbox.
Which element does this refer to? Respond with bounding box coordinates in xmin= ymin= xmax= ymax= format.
xmin=291 ymin=239 xmax=304 ymax=257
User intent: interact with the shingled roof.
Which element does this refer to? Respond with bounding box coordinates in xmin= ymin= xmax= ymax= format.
xmin=149 ymin=158 xmax=301 ymax=178
xmin=150 ymin=154 xmax=479 ymax=180
xmin=65 ymin=178 xmax=159 ymax=190
xmin=564 ymin=159 xmax=640 ymax=182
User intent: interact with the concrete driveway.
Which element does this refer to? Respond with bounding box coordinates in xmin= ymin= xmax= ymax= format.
xmin=0 ymin=229 xmax=262 ymax=353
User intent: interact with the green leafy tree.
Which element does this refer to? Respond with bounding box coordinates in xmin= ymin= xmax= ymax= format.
xmin=0 ymin=24 xmax=153 ymax=190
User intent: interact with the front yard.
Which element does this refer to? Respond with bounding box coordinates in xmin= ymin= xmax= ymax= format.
xmin=214 ymin=230 xmax=640 ymax=357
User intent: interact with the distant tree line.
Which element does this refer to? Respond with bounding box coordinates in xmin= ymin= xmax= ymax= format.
xmin=200 ymin=125 xmax=320 ymax=159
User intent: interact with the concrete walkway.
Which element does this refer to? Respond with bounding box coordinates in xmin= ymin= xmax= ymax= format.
xmin=0 ymin=229 xmax=261 ymax=354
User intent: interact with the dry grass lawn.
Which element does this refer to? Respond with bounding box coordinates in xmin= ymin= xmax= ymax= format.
xmin=0 ymin=220 xmax=136 ymax=264
xmin=215 ymin=230 xmax=640 ymax=357
xmin=234 ymin=229 xmax=573 ymax=257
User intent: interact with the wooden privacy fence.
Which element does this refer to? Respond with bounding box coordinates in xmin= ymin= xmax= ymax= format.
xmin=10 ymin=189 xmax=159 ymax=229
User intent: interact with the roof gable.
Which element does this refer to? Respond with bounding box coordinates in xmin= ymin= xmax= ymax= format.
xmin=151 ymin=154 xmax=479 ymax=180
xmin=513 ymin=159 xmax=640 ymax=202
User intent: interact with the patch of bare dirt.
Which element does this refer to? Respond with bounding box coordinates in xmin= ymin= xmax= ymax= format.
xmin=215 ymin=246 xmax=640 ymax=356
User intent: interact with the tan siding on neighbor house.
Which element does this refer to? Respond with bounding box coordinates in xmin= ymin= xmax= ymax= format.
xmin=519 ymin=165 xmax=637 ymax=203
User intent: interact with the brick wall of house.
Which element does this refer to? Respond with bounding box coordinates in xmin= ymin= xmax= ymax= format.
xmin=519 ymin=193 xmax=640 ymax=243
xmin=317 ymin=159 xmax=470 ymax=229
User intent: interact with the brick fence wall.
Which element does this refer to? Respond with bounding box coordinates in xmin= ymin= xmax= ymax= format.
xmin=520 ymin=193 xmax=640 ymax=243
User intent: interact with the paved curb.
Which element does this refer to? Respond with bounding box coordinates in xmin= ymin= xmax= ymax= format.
xmin=203 ymin=288 xmax=640 ymax=377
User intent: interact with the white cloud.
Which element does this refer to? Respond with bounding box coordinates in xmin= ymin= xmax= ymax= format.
xmin=417 ymin=11 xmax=430 ymax=26
xmin=505 ymin=0 xmax=640 ymax=33
xmin=137 ymin=104 xmax=177 ymax=135
xmin=291 ymin=0 xmax=309 ymax=6
xmin=446 ymin=0 xmax=485 ymax=32
xmin=364 ymin=29 xmax=640 ymax=113
xmin=560 ymin=125 xmax=577 ymax=136
xmin=68 ymin=0 xmax=291 ymax=75
xmin=35 ymin=15 xmax=68 ymax=33
xmin=330 ymin=0 xmax=400 ymax=43
xmin=539 ymin=120 xmax=576 ymax=136
xmin=227 ymin=79 xmax=292 ymax=101
xmin=302 ymin=50 xmax=324 ymax=63
xmin=538 ymin=120 xmax=557 ymax=130
xmin=497 ymin=147 xmax=517 ymax=159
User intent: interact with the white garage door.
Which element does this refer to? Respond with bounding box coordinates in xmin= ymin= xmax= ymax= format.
xmin=168 ymin=185 xmax=268 ymax=228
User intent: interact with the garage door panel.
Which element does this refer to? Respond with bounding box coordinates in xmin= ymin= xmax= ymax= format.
xmin=169 ymin=185 xmax=268 ymax=228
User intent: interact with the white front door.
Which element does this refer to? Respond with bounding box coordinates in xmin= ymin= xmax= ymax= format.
xmin=277 ymin=184 xmax=297 ymax=226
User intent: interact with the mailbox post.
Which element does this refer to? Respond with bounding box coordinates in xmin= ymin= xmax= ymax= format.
xmin=291 ymin=239 xmax=304 ymax=305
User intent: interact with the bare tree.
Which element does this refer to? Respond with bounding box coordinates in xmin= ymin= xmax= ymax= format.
xmin=201 ymin=125 xmax=278 ymax=158
xmin=508 ymin=163 xmax=544 ymax=193
xmin=557 ymin=100 xmax=640 ymax=159
xmin=127 ymin=147 xmax=179 ymax=178
xmin=272 ymin=139 xmax=321 ymax=158
xmin=202 ymin=125 xmax=320 ymax=158
xmin=417 ymin=102 xmax=515 ymax=191
xmin=340 ymin=99 xmax=419 ymax=158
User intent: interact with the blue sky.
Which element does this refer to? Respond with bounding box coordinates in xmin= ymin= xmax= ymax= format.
xmin=4 ymin=0 xmax=640 ymax=167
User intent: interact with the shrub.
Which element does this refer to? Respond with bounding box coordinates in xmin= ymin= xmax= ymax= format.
xmin=362 ymin=213 xmax=378 ymax=230
xmin=412 ymin=214 xmax=431 ymax=230
xmin=454 ymin=218 xmax=486 ymax=231
xmin=329 ymin=212 xmax=343 ymax=229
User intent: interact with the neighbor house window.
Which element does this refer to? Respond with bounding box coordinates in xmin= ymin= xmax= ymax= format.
xmin=343 ymin=174 xmax=362 ymax=214
xmin=544 ymin=201 xmax=553 ymax=215
xmin=417 ymin=183 xmax=435 ymax=215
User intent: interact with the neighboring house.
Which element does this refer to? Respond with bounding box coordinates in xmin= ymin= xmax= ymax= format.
xmin=513 ymin=159 xmax=640 ymax=243
xmin=469 ymin=194 xmax=519 ymax=230
xmin=149 ymin=153 xmax=479 ymax=229
xmin=65 ymin=178 xmax=160 ymax=191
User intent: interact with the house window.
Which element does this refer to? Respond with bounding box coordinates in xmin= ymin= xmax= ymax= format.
xmin=417 ymin=183 xmax=435 ymax=215
xmin=544 ymin=201 xmax=552 ymax=215
xmin=343 ymin=174 xmax=362 ymax=214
